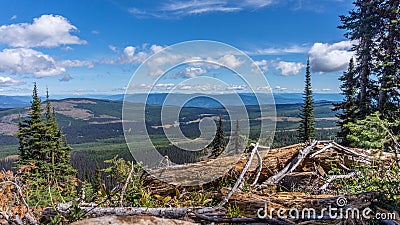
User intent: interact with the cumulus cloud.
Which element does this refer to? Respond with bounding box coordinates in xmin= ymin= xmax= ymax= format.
xmin=147 ymin=53 xmax=182 ymax=76
xmin=0 ymin=48 xmax=65 ymax=77
xmin=0 ymin=14 xmax=86 ymax=48
xmin=217 ymin=54 xmax=243 ymax=69
xmin=253 ymin=59 xmax=268 ymax=73
xmin=0 ymin=76 xmax=25 ymax=86
xmin=59 ymin=74 xmax=73 ymax=82
xmin=124 ymin=46 xmax=136 ymax=58
xmin=0 ymin=48 xmax=93 ymax=77
xmin=176 ymin=67 xmax=208 ymax=78
xmin=274 ymin=61 xmax=305 ymax=76
xmin=308 ymin=41 xmax=355 ymax=73
xmin=105 ymin=44 xmax=165 ymax=66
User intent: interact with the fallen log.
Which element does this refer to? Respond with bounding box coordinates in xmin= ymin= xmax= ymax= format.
xmin=194 ymin=211 xmax=293 ymax=225
xmin=319 ymin=171 xmax=358 ymax=191
xmin=42 ymin=205 xmax=225 ymax=220
xmin=262 ymin=140 xmax=318 ymax=185
xmin=218 ymin=142 xmax=259 ymax=207
xmin=70 ymin=215 xmax=198 ymax=225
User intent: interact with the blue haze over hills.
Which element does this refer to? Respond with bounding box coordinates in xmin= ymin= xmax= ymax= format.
xmin=0 ymin=93 xmax=343 ymax=109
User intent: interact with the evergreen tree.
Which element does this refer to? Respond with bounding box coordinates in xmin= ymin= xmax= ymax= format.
xmin=375 ymin=0 xmax=400 ymax=126
xmin=333 ymin=58 xmax=358 ymax=145
xmin=298 ymin=59 xmax=315 ymax=143
xmin=339 ymin=0 xmax=381 ymax=119
xmin=93 ymin=162 xmax=103 ymax=192
xmin=16 ymin=83 xmax=76 ymax=205
xmin=211 ymin=116 xmax=225 ymax=158
xmin=339 ymin=0 xmax=400 ymax=134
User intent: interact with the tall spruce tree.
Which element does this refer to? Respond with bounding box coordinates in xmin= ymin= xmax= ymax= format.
xmin=298 ymin=59 xmax=315 ymax=143
xmin=333 ymin=58 xmax=358 ymax=145
xmin=338 ymin=0 xmax=400 ymax=136
xmin=211 ymin=116 xmax=225 ymax=158
xmin=376 ymin=0 xmax=400 ymax=125
xmin=17 ymin=83 xmax=76 ymax=204
xmin=339 ymin=0 xmax=381 ymax=119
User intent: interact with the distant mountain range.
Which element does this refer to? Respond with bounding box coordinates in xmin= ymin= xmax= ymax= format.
xmin=0 ymin=93 xmax=343 ymax=109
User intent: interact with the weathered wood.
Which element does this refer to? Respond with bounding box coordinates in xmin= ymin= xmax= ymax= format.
xmin=331 ymin=142 xmax=372 ymax=159
xmin=319 ymin=171 xmax=358 ymax=190
xmin=194 ymin=211 xmax=293 ymax=225
xmin=42 ymin=205 xmax=225 ymax=220
xmin=263 ymin=140 xmax=318 ymax=185
xmin=310 ymin=143 xmax=333 ymax=158
xmin=251 ymin=146 xmax=264 ymax=186
xmin=70 ymin=215 xmax=198 ymax=225
xmin=218 ymin=142 xmax=259 ymax=207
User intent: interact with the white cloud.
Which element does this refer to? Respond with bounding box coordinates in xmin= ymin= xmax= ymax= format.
xmin=274 ymin=61 xmax=305 ymax=76
xmin=253 ymin=59 xmax=268 ymax=73
xmin=59 ymin=74 xmax=73 ymax=82
xmin=308 ymin=41 xmax=355 ymax=73
xmin=176 ymin=67 xmax=208 ymax=78
xmin=0 ymin=48 xmax=93 ymax=77
xmin=246 ymin=45 xmax=308 ymax=55
xmin=154 ymin=83 xmax=175 ymax=90
xmin=161 ymin=1 xmax=241 ymax=16
xmin=58 ymin=59 xmax=94 ymax=68
xmin=274 ymin=85 xmax=288 ymax=91
xmin=226 ymin=84 xmax=248 ymax=91
xmin=62 ymin=46 xmax=73 ymax=51
xmin=105 ymin=44 xmax=165 ymax=65
xmin=147 ymin=53 xmax=182 ymax=76
xmin=217 ymin=54 xmax=243 ymax=69
xmin=177 ymin=84 xmax=192 ymax=90
xmin=150 ymin=44 xmax=164 ymax=53
xmin=123 ymin=46 xmax=136 ymax=58
xmin=0 ymin=14 xmax=86 ymax=48
xmin=108 ymin=45 xmax=117 ymax=52
xmin=0 ymin=76 xmax=25 ymax=86
xmin=129 ymin=0 xmax=275 ymax=18
xmin=10 ymin=15 xmax=17 ymax=20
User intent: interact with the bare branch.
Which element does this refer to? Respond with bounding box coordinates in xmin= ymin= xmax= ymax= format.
xmin=218 ymin=142 xmax=259 ymax=207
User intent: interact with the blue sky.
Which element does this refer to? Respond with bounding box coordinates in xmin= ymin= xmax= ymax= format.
xmin=0 ymin=0 xmax=355 ymax=96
